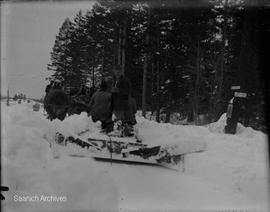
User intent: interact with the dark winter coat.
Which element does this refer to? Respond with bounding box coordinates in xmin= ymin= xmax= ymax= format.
xmin=113 ymin=96 xmax=137 ymax=125
xmin=116 ymin=75 xmax=131 ymax=96
xmin=89 ymin=91 xmax=112 ymax=122
xmin=112 ymin=75 xmax=131 ymax=111
xmin=44 ymin=89 xmax=69 ymax=121
xmin=44 ymin=89 xmax=69 ymax=106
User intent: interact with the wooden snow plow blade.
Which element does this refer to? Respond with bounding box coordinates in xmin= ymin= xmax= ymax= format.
xmin=49 ymin=131 xmax=203 ymax=168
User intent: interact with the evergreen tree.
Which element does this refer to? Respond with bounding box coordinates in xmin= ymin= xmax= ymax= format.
xmin=45 ymin=0 xmax=267 ymax=131
xmin=47 ymin=18 xmax=75 ymax=93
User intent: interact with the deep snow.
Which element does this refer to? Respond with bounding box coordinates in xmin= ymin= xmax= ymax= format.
xmin=1 ymin=101 xmax=269 ymax=211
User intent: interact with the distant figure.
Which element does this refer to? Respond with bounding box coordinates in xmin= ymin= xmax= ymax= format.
xmin=33 ymin=103 xmax=40 ymax=112
xmin=89 ymin=80 xmax=113 ymax=133
xmin=44 ymin=82 xmax=69 ymax=121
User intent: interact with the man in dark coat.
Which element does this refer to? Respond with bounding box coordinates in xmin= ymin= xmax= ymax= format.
xmin=44 ymin=82 xmax=69 ymax=121
xmin=89 ymin=80 xmax=113 ymax=133
xmin=112 ymin=66 xmax=133 ymax=124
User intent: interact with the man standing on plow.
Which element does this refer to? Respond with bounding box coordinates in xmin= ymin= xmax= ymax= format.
xmin=112 ymin=65 xmax=137 ymax=136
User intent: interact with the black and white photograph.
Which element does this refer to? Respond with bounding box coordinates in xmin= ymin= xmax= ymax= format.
xmin=1 ymin=0 xmax=269 ymax=211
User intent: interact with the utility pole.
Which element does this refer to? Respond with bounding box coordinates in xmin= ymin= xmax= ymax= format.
xmin=7 ymin=89 xmax=10 ymax=106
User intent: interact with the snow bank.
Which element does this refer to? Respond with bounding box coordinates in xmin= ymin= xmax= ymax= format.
xmin=52 ymin=112 xmax=92 ymax=137
xmin=208 ymin=113 xmax=228 ymax=133
xmin=2 ymin=102 xmax=269 ymax=211
xmin=208 ymin=113 xmax=264 ymax=137
xmin=46 ymin=110 xmax=207 ymax=156
xmin=185 ymin=113 xmax=269 ymax=211
xmin=2 ymin=102 xmax=119 ymax=212
xmin=135 ymin=116 xmax=207 ymax=155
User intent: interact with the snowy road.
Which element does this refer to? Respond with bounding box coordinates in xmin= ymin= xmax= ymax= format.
xmin=94 ymin=161 xmax=249 ymax=211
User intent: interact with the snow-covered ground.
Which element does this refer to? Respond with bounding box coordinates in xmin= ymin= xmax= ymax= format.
xmin=1 ymin=101 xmax=269 ymax=212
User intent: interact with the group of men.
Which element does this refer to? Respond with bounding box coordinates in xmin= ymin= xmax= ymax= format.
xmin=44 ymin=66 xmax=137 ymax=135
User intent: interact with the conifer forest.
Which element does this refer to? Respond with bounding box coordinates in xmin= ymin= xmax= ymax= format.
xmin=47 ymin=0 xmax=268 ymax=132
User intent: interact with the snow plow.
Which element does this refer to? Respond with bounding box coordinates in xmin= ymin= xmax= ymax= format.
xmin=48 ymin=124 xmax=205 ymax=169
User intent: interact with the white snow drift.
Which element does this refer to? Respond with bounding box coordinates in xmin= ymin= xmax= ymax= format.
xmin=1 ymin=101 xmax=269 ymax=212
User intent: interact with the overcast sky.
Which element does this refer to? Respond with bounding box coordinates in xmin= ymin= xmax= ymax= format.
xmin=1 ymin=1 xmax=95 ymax=99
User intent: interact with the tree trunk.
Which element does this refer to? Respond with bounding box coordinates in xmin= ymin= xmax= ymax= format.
xmin=121 ymin=18 xmax=127 ymax=74
xmin=187 ymin=96 xmax=194 ymax=122
xmin=112 ymin=44 xmax=117 ymax=85
xmin=92 ymin=56 xmax=95 ymax=87
xmin=101 ymin=47 xmax=105 ymax=73
xmin=155 ymin=25 xmax=161 ymax=123
xmin=237 ymin=1 xmax=259 ymax=127
xmin=193 ymin=41 xmax=201 ymax=125
xmin=156 ymin=59 xmax=161 ymax=122
xmin=142 ymin=44 xmax=149 ymax=117
xmin=215 ymin=0 xmax=228 ymax=119
xmin=142 ymin=9 xmax=150 ymax=118
xmin=118 ymin=24 xmax=122 ymax=66
xmin=165 ymin=110 xmax=171 ymax=123
xmin=151 ymin=61 xmax=155 ymax=112
xmin=165 ymin=93 xmax=172 ymax=123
